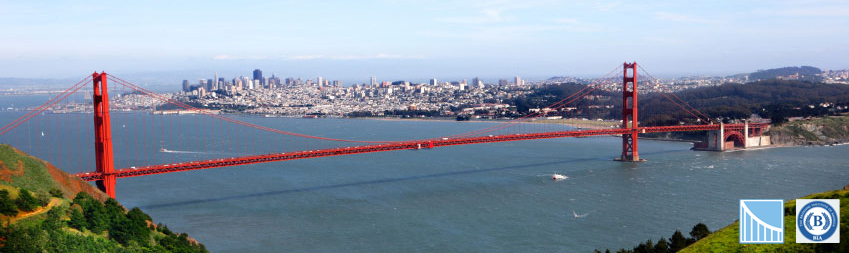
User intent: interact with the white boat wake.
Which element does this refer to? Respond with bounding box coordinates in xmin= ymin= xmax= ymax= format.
xmin=159 ymin=148 xmax=213 ymax=154
xmin=572 ymin=210 xmax=590 ymax=219
xmin=552 ymin=173 xmax=569 ymax=180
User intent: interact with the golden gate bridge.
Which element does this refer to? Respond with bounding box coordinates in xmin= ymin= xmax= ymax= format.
xmin=0 ymin=63 xmax=768 ymax=198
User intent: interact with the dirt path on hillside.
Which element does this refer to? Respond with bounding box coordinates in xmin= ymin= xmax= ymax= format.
xmin=9 ymin=198 xmax=61 ymax=223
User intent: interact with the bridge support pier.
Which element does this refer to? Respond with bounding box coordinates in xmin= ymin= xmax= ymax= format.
xmin=616 ymin=62 xmax=645 ymax=162
xmin=92 ymin=72 xmax=117 ymax=199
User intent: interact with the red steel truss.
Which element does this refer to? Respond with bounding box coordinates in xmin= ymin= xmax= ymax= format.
xmin=76 ymin=123 xmax=767 ymax=181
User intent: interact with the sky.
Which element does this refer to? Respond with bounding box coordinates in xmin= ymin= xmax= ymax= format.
xmin=1 ymin=0 xmax=848 ymax=83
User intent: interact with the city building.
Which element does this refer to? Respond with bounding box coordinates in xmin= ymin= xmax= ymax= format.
xmin=253 ymin=69 xmax=263 ymax=85
xmin=182 ymin=80 xmax=190 ymax=92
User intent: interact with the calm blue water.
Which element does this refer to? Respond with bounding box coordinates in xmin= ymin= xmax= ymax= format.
xmin=1 ymin=94 xmax=848 ymax=252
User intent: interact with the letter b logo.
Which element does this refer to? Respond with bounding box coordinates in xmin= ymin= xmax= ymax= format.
xmin=814 ymin=216 xmax=823 ymax=227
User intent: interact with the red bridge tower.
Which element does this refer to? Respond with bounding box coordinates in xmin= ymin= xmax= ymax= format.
xmin=92 ymin=72 xmax=117 ymax=198
xmin=618 ymin=62 xmax=644 ymax=162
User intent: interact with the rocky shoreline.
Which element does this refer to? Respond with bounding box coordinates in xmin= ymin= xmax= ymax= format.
xmin=767 ymin=116 xmax=849 ymax=146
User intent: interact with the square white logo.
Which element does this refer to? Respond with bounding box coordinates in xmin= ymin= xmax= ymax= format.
xmin=740 ymin=199 xmax=784 ymax=244
xmin=796 ymin=199 xmax=840 ymax=243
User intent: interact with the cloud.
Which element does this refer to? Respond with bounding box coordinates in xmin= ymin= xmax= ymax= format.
xmin=752 ymin=6 xmax=849 ymax=16
xmin=419 ymin=23 xmax=600 ymax=42
xmin=644 ymin=36 xmax=689 ymax=45
xmin=594 ymin=1 xmax=621 ymax=12
xmin=654 ymin=11 xmax=720 ymax=24
xmin=551 ymin=18 xmax=604 ymax=32
xmin=213 ymin=54 xmax=425 ymax=61
xmin=435 ymin=8 xmax=514 ymax=24
xmin=552 ymin=18 xmax=579 ymax=24
xmin=213 ymin=54 xmax=269 ymax=60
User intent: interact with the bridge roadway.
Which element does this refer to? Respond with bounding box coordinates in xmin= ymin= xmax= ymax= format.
xmin=75 ymin=123 xmax=766 ymax=181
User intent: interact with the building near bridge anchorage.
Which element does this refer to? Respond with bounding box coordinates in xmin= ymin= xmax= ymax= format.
xmin=693 ymin=122 xmax=771 ymax=151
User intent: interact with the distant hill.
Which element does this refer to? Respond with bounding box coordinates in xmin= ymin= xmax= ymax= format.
xmin=639 ymin=79 xmax=849 ymax=125
xmin=744 ymin=66 xmax=823 ymax=82
xmin=0 ymin=77 xmax=81 ymax=90
xmin=509 ymin=79 xmax=849 ymax=126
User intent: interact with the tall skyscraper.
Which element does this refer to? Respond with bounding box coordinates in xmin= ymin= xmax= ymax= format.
xmin=430 ymin=78 xmax=437 ymax=86
xmin=515 ymin=76 xmax=522 ymax=86
xmin=182 ymin=80 xmax=190 ymax=92
xmin=472 ymin=77 xmax=482 ymax=88
xmin=253 ymin=69 xmax=263 ymax=85
xmin=213 ymin=72 xmax=218 ymax=90
xmin=371 ymin=76 xmax=377 ymax=86
xmin=317 ymin=77 xmax=323 ymax=87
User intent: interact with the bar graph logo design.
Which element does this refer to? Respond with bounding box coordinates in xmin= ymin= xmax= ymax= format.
xmin=740 ymin=199 xmax=784 ymax=244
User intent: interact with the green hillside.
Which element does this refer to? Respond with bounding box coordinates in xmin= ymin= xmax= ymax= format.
xmin=681 ymin=188 xmax=849 ymax=252
xmin=0 ymin=144 xmax=107 ymax=200
xmin=0 ymin=144 xmax=208 ymax=253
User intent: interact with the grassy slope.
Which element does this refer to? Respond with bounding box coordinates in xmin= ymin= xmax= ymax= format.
xmin=0 ymin=144 xmax=107 ymax=200
xmin=681 ymin=188 xmax=849 ymax=252
xmin=0 ymin=144 xmax=59 ymax=193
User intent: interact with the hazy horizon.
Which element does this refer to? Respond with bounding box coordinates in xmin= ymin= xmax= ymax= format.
xmin=1 ymin=1 xmax=847 ymax=81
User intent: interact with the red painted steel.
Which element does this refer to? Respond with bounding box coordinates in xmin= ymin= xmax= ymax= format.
xmin=74 ymin=123 xmax=768 ymax=181
xmin=620 ymin=62 xmax=640 ymax=161
xmin=92 ymin=72 xmax=117 ymax=198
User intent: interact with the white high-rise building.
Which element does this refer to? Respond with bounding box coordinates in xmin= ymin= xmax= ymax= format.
xmin=213 ymin=72 xmax=218 ymax=89
xmin=515 ymin=76 xmax=523 ymax=86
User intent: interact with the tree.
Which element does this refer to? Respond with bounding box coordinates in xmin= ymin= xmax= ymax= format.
xmin=634 ymin=239 xmax=653 ymax=253
xmin=0 ymin=225 xmax=48 ymax=253
xmin=73 ymin=192 xmax=108 ymax=234
xmin=689 ymin=223 xmax=711 ymax=241
xmin=104 ymin=198 xmax=125 ymax=224
xmin=68 ymin=208 xmax=87 ymax=231
xmin=0 ymin=190 xmax=17 ymax=216
xmin=41 ymin=206 xmax=64 ymax=230
xmin=110 ymin=207 xmax=151 ymax=246
xmin=669 ymin=230 xmax=689 ymax=252
xmin=49 ymin=188 xmax=63 ymax=198
xmin=36 ymin=191 xmax=51 ymax=206
xmin=15 ymin=189 xmax=38 ymax=212
xmin=653 ymin=237 xmax=669 ymax=253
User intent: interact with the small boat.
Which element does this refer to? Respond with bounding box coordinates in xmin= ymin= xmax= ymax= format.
xmin=41 ymin=131 xmax=45 ymax=137
xmin=159 ymin=148 xmax=169 ymax=152
xmin=552 ymin=173 xmax=568 ymax=180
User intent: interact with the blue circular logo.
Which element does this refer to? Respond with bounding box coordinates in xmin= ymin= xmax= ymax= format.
xmin=797 ymin=201 xmax=838 ymax=241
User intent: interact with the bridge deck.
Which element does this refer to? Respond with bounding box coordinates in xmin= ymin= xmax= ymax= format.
xmin=75 ymin=123 xmax=766 ymax=181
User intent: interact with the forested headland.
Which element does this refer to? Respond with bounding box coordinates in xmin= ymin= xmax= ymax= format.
xmin=0 ymin=144 xmax=208 ymax=252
